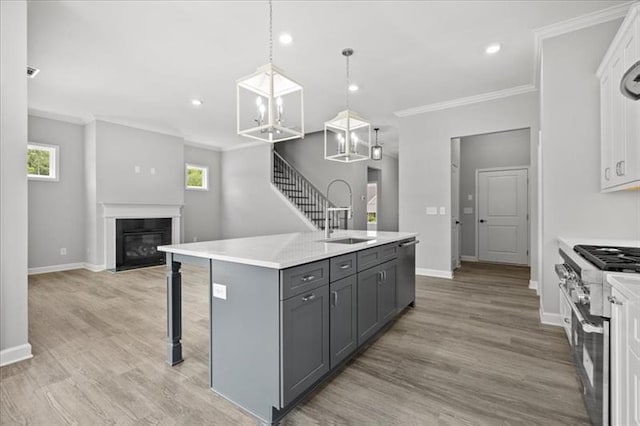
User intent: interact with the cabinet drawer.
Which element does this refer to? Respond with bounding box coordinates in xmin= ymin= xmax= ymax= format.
xmin=357 ymin=243 xmax=398 ymax=272
xmin=330 ymin=253 xmax=357 ymax=282
xmin=281 ymin=260 xmax=329 ymax=300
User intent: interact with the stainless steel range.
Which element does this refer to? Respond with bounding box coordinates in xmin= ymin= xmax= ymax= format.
xmin=555 ymin=242 xmax=640 ymax=426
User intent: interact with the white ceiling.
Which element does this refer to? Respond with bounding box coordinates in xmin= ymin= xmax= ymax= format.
xmin=27 ymin=0 xmax=627 ymax=155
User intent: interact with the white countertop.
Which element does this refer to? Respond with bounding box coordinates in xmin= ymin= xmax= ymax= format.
xmin=607 ymin=273 xmax=640 ymax=300
xmin=158 ymin=230 xmax=418 ymax=269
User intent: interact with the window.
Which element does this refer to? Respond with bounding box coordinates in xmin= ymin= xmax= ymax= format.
xmin=27 ymin=143 xmax=59 ymax=181
xmin=185 ymin=164 xmax=208 ymax=190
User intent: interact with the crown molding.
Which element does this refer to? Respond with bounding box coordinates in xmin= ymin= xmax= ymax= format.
xmin=221 ymin=140 xmax=266 ymax=152
xmin=91 ymin=115 xmax=186 ymax=139
xmin=184 ymin=139 xmax=222 ymax=152
xmin=394 ymin=84 xmax=537 ymax=117
xmin=28 ymin=108 xmax=89 ymax=125
xmin=597 ymin=2 xmax=640 ymax=76
xmin=533 ymin=1 xmax=634 ymax=85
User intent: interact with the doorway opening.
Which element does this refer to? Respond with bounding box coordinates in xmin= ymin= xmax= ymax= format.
xmin=451 ymin=128 xmax=531 ymax=268
xmin=367 ymin=168 xmax=381 ymax=231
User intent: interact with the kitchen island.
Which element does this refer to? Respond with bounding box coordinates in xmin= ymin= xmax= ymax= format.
xmin=158 ymin=230 xmax=418 ymax=424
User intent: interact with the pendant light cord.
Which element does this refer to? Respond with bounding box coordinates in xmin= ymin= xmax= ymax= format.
xmin=346 ymin=53 xmax=350 ymax=110
xmin=269 ymin=0 xmax=273 ymax=64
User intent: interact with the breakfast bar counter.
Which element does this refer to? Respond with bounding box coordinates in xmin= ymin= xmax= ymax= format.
xmin=158 ymin=230 xmax=418 ymax=424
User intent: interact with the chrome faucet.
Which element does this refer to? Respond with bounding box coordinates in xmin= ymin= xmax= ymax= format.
xmin=325 ymin=179 xmax=353 ymax=239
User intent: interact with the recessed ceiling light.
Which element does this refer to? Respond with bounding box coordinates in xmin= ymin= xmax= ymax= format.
xmin=485 ymin=43 xmax=501 ymax=54
xmin=279 ymin=33 xmax=293 ymax=45
xmin=348 ymin=84 xmax=359 ymax=92
xmin=191 ymin=99 xmax=203 ymax=106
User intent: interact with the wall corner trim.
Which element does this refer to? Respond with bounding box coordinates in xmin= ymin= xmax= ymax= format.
xmin=528 ymin=280 xmax=538 ymax=291
xmin=539 ymin=307 xmax=562 ymax=327
xmin=0 ymin=344 xmax=33 ymax=367
xmin=83 ymin=263 xmax=106 ymax=272
xmin=416 ymin=268 xmax=453 ymax=279
xmin=394 ymin=85 xmax=537 ymax=117
xmin=460 ymin=255 xmax=478 ymax=262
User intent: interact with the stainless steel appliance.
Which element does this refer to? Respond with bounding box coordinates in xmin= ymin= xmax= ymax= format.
xmin=397 ymin=238 xmax=418 ymax=308
xmin=555 ymin=243 xmax=640 ymax=426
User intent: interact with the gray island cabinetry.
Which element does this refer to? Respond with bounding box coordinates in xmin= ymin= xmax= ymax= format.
xmin=158 ymin=231 xmax=417 ymax=425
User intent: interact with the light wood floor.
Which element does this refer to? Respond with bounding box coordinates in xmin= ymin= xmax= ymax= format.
xmin=0 ymin=262 xmax=589 ymax=425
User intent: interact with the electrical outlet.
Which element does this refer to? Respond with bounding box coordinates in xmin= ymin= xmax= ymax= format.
xmin=150 ymin=167 xmax=156 ymax=175
xmin=213 ymin=283 xmax=227 ymax=300
xmin=134 ymin=165 xmax=141 ymax=174
xmin=193 ymin=236 xmax=198 ymax=242
xmin=60 ymin=248 xmax=67 ymax=255
xmin=468 ymin=194 xmax=473 ymax=201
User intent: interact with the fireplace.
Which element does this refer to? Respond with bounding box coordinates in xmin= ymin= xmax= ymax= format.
xmin=116 ymin=218 xmax=171 ymax=271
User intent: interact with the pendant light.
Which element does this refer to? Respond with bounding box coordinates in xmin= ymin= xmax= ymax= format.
xmin=324 ymin=48 xmax=371 ymax=162
xmin=236 ymin=0 xmax=304 ymax=143
xmin=371 ymin=127 xmax=383 ymax=160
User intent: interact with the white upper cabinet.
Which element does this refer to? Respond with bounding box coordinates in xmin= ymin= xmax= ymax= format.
xmin=597 ymin=4 xmax=640 ymax=192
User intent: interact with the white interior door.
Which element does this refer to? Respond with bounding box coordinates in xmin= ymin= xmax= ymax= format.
xmin=451 ymin=164 xmax=460 ymax=269
xmin=477 ymin=168 xmax=528 ymax=265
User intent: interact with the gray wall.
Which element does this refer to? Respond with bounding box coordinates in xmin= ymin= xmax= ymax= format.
xmin=28 ymin=116 xmax=85 ymax=268
xmin=220 ymin=143 xmax=312 ymax=238
xmin=183 ymin=144 xmax=222 ymax=243
xmin=86 ymin=120 xmax=185 ymax=267
xmin=540 ymin=19 xmax=639 ymax=317
xmin=275 ymin=131 xmax=399 ymax=232
xmin=399 ymin=91 xmax=539 ymax=278
xmin=459 ymin=128 xmax=531 ymax=258
xmin=1 ymin=0 xmax=30 ymax=363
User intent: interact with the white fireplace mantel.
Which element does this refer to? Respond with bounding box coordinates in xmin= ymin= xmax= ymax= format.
xmin=101 ymin=202 xmax=183 ymax=271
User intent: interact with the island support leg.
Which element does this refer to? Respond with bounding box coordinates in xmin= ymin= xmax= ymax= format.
xmin=166 ymin=253 xmax=183 ymax=365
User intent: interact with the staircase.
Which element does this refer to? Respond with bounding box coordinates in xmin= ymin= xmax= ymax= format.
xmin=272 ymin=150 xmax=347 ymax=231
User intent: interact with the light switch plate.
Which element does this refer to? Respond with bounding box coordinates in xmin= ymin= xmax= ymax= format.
xmin=134 ymin=165 xmax=141 ymax=174
xmin=426 ymin=207 xmax=438 ymax=215
xmin=150 ymin=167 xmax=156 ymax=175
xmin=213 ymin=283 xmax=227 ymax=300
xmin=463 ymin=207 xmax=473 ymax=215
xmin=439 ymin=207 xmax=446 ymax=215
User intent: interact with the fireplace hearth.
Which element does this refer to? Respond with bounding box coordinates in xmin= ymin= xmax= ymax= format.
xmin=116 ymin=218 xmax=171 ymax=271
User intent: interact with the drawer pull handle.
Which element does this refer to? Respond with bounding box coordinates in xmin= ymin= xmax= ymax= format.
xmin=339 ymin=263 xmax=350 ymax=270
xmin=301 ymin=275 xmax=315 ymax=282
xmin=332 ymin=291 xmax=338 ymax=307
xmin=607 ymin=296 xmax=623 ymax=306
xmin=302 ymin=294 xmax=316 ymax=302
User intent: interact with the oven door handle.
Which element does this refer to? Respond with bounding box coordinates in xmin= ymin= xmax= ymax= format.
xmin=558 ymin=283 xmax=603 ymax=334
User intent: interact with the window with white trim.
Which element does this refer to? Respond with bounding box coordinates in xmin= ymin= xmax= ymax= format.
xmin=185 ymin=164 xmax=208 ymax=190
xmin=27 ymin=143 xmax=59 ymax=181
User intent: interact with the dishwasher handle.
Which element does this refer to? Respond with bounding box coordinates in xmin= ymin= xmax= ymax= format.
xmin=399 ymin=240 xmax=420 ymax=247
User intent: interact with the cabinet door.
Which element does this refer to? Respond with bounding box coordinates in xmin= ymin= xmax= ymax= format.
xmin=611 ymin=52 xmax=626 ymax=187
xmin=281 ymin=286 xmax=329 ymax=406
xmin=330 ymin=275 xmax=357 ymax=368
xmin=611 ymin=287 xmax=629 ymax=426
xmin=601 ymin=68 xmax=614 ymax=189
xmin=629 ymin=349 xmax=640 ymax=426
xmin=622 ymin=23 xmax=639 ymax=185
xmin=357 ymin=265 xmax=381 ymax=346
xmin=378 ymin=261 xmax=397 ymax=326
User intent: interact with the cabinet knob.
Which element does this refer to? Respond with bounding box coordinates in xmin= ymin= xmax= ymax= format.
xmin=607 ymin=295 xmax=623 ymax=306
xmin=479 ymin=219 xmax=486 ymax=223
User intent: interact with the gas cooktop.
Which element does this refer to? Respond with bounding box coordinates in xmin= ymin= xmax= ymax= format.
xmin=574 ymin=244 xmax=640 ymax=273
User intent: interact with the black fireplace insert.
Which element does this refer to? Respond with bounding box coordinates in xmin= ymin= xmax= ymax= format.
xmin=116 ymin=218 xmax=171 ymax=271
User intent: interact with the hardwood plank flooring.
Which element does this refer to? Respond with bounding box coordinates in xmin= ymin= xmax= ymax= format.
xmin=1 ymin=262 xmax=589 ymax=425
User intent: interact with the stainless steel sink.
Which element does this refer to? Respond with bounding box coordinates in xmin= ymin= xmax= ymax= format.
xmin=320 ymin=237 xmax=373 ymax=244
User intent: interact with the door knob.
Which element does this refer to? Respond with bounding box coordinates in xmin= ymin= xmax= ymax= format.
xmin=455 ymin=220 xmax=460 ymax=225
xmin=479 ymin=219 xmax=486 ymax=223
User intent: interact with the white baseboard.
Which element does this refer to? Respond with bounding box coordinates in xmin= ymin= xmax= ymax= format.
xmin=416 ymin=268 xmax=453 ymax=279
xmin=460 ymin=255 xmax=478 ymax=262
xmin=539 ymin=307 xmax=562 ymax=327
xmin=529 ymin=280 xmax=538 ymax=291
xmin=0 ymin=343 xmax=33 ymax=367
xmin=28 ymin=262 xmax=84 ymax=275
xmin=83 ymin=263 xmax=106 ymax=272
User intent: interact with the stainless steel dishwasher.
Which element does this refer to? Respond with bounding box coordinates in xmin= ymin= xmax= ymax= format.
xmin=397 ymin=238 xmax=419 ymax=309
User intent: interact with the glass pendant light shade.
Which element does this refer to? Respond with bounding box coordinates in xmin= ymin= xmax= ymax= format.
xmin=324 ymin=48 xmax=371 ymax=163
xmin=237 ymin=63 xmax=304 ymax=142
xmin=236 ymin=1 xmax=304 ymax=143
xmin=371 ymin=127 xmax=383 ymax=160
xmin=324 ymin=110 xmax=371 ymax=162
